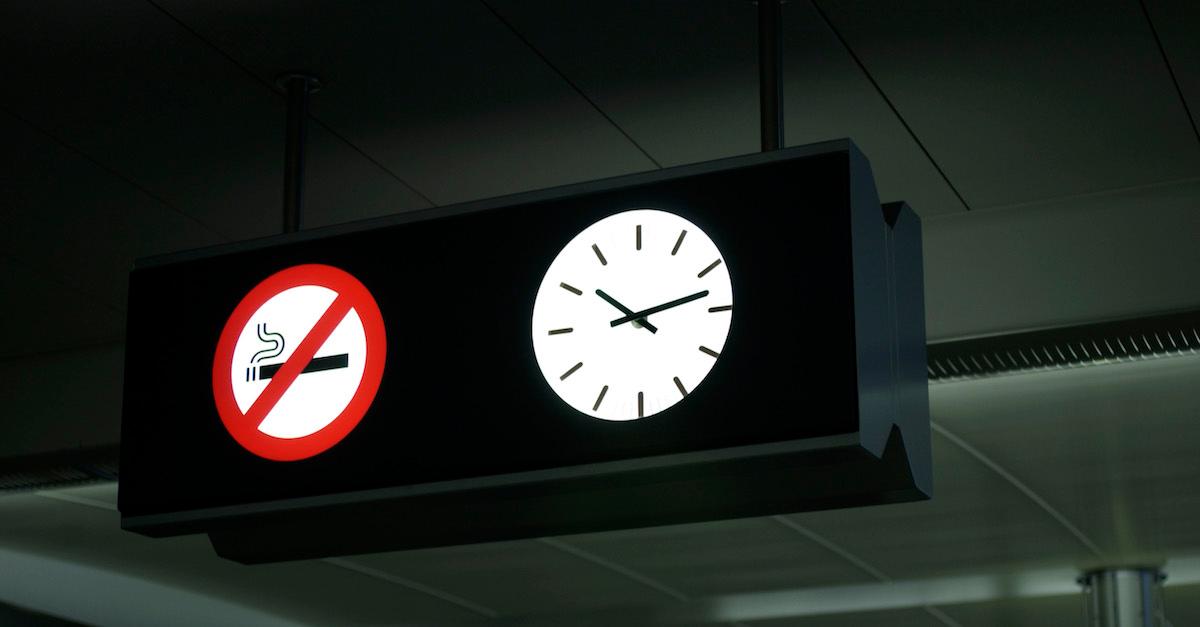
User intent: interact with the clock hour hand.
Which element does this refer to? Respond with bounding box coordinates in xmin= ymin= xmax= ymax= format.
xmin=610 ymin=290 xmax=709 ymax=327
xmin=594 ymin=289 xmax=658 ymax=333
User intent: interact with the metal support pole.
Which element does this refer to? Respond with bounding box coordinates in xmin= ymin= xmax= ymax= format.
xmin=279 ymin=73 xmax=320 ymax=234
xmin=1080 ymin=568 xmax=1168 ymax=627
xmin=758 ymin=0 xmax=784 ymax=152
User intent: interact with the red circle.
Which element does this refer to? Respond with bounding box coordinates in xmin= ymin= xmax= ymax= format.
xmin=211 ymin=264 xmax=386 ymax=461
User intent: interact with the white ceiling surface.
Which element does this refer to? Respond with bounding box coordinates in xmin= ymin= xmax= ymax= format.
xmin=1 ymin=0 xmax=1199 ymax=625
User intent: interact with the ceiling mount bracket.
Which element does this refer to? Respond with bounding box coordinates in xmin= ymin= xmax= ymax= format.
xmin=758 ymin=0 xmax=784 ymax=152
xmin=276 ymin=73 xmax=321 ymax=234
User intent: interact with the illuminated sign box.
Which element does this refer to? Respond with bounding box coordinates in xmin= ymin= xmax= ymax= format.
xmin=119 ymin=140 xmax=930 ymax=563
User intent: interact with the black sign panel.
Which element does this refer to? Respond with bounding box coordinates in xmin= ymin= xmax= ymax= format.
xmin=119 ymin=140 xmax=930 ymax=562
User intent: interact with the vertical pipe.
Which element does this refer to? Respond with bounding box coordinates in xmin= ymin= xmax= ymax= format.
xmin=1080 ymin=568 xmax=1167 ymax=626
xmin=758 ymin=0 xmax=783 ymax=152
xmin=281 ymin=74 xmax=317 ymax=234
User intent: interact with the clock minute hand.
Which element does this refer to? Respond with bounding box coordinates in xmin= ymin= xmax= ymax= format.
xmin=594 ymin=289 xmax=658 ymax=334
xmin=610 ymin=290 xmax=709 ymax=327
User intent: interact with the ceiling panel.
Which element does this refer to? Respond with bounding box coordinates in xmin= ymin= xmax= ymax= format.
xmin=0 ymin=258 xmax=123 ymax=360
xmin=0 ymin=601 xmax=88 ymax=627
xmin=787 ymin=428 xmax=1088 ymax=580
xmin=483 ymin=0 xmax=759 ymax=166
xmin=556 ymin=517 xmax=873 ymax=597
xmin=818 ymin=0 xmax=1200 ymax=208
xmin=0 ymin=0 xmax=279 ymax=240
xmin=1147 ymin=0 xmax=1200 ymax=127
xmin=485 ymin=0 xmax=964 ymax=216
xmin=302 ymin=120 xmax=432 ymax=228
xmin=0 ymin=495 xmax=486 ymax=626
xmin=783 ymin=1 xmax=967 ymax=215
xmin=930 ymin=355 xmax=1200 ymax=562
xmin=0 ymin=0 xmax=430 ymax=243
xmin=154 ymin=0 xmax=656 ymax=206
xmin=0 ymin=108 xmax=222 ymax=313
xmin=354 ymin=538 xmax=668 ymax=616
xmin=0 ymin=345 xmax=123 ymax=458
xmin=921 ymin=178 xmax=1200 ymax=340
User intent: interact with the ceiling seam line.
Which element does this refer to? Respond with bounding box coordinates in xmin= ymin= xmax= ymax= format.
xmin=477 ymin=0 xmax=663 ymax=170
xmin=141 ymin=0 xmax=439 ymax=209
xmin=770 ymin=516 xmax=961 ymax=626
xmin=319 ymin=557 xmax=500 ymax=619
xmin=932 ymin=421 xmax=1104 ymax=557
xmin=1138 ymin=0 xmax=1200 ymax=146
xmin=306 ymin=117 xmax=438 ymax=207
xmin=0 ymin=106 xmax=232 ymax=242
xmin=770 ymin=515 xmax=891 ymax=581
xmin=535 ymin=537 xmax=690 ymax=602
xmin=922 ymin=605 xmax=967 ymax=627
xmin=965 ymin=174 xmax=1200 ymax=214
xmin=808 ymin=0 xmax=972 ymax=212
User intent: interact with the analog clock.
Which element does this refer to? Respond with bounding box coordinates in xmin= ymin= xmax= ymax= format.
xmin=531 ymin=208 xmax=733 ymax=421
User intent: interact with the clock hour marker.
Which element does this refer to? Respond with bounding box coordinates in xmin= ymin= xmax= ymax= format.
xmin=636 ymin=224 xmax=641 ymax=251
xmin=673 ymin=376 xmax=687 ymax=397
xmin=699 ymin=345 xmax=720 ymax=358
xmin=560 ymin=282 xmax=582 ymax=295
xmin=671 ymin=229 xmax=687 ymax=256
xmin=637 ymin=391 xmax=644 ymax=418
xmin=560 ymin=362 xmax=583 ymax=380
xmin=592 ymin=244 xmax=607 ymax=266
xmin=548 ymin=328 xmax=573 ymax=335
xmin=593 ymin=385 xmax=609 ymax=411
xmin=708 ymin=305 xmax=732 ymax=312
xmin=698 ymin=258 xmax=722 ymax=278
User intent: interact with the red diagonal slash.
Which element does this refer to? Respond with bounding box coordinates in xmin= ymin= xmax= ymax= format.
xmin=243 ymin=294 xmax=353 ymax=429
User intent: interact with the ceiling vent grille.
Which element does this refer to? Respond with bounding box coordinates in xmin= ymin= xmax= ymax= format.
xmin=927 ymin=310 xmax=1200 ymax=382
xmin=0 ymin=446 xmax=118 ymax=492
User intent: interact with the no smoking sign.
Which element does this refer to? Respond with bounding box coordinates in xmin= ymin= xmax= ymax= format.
xmin=212 ymin=264 xmax=386 ymax=461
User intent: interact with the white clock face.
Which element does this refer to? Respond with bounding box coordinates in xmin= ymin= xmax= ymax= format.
xmin=531 ymin=208 xmax=733 ymax=421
